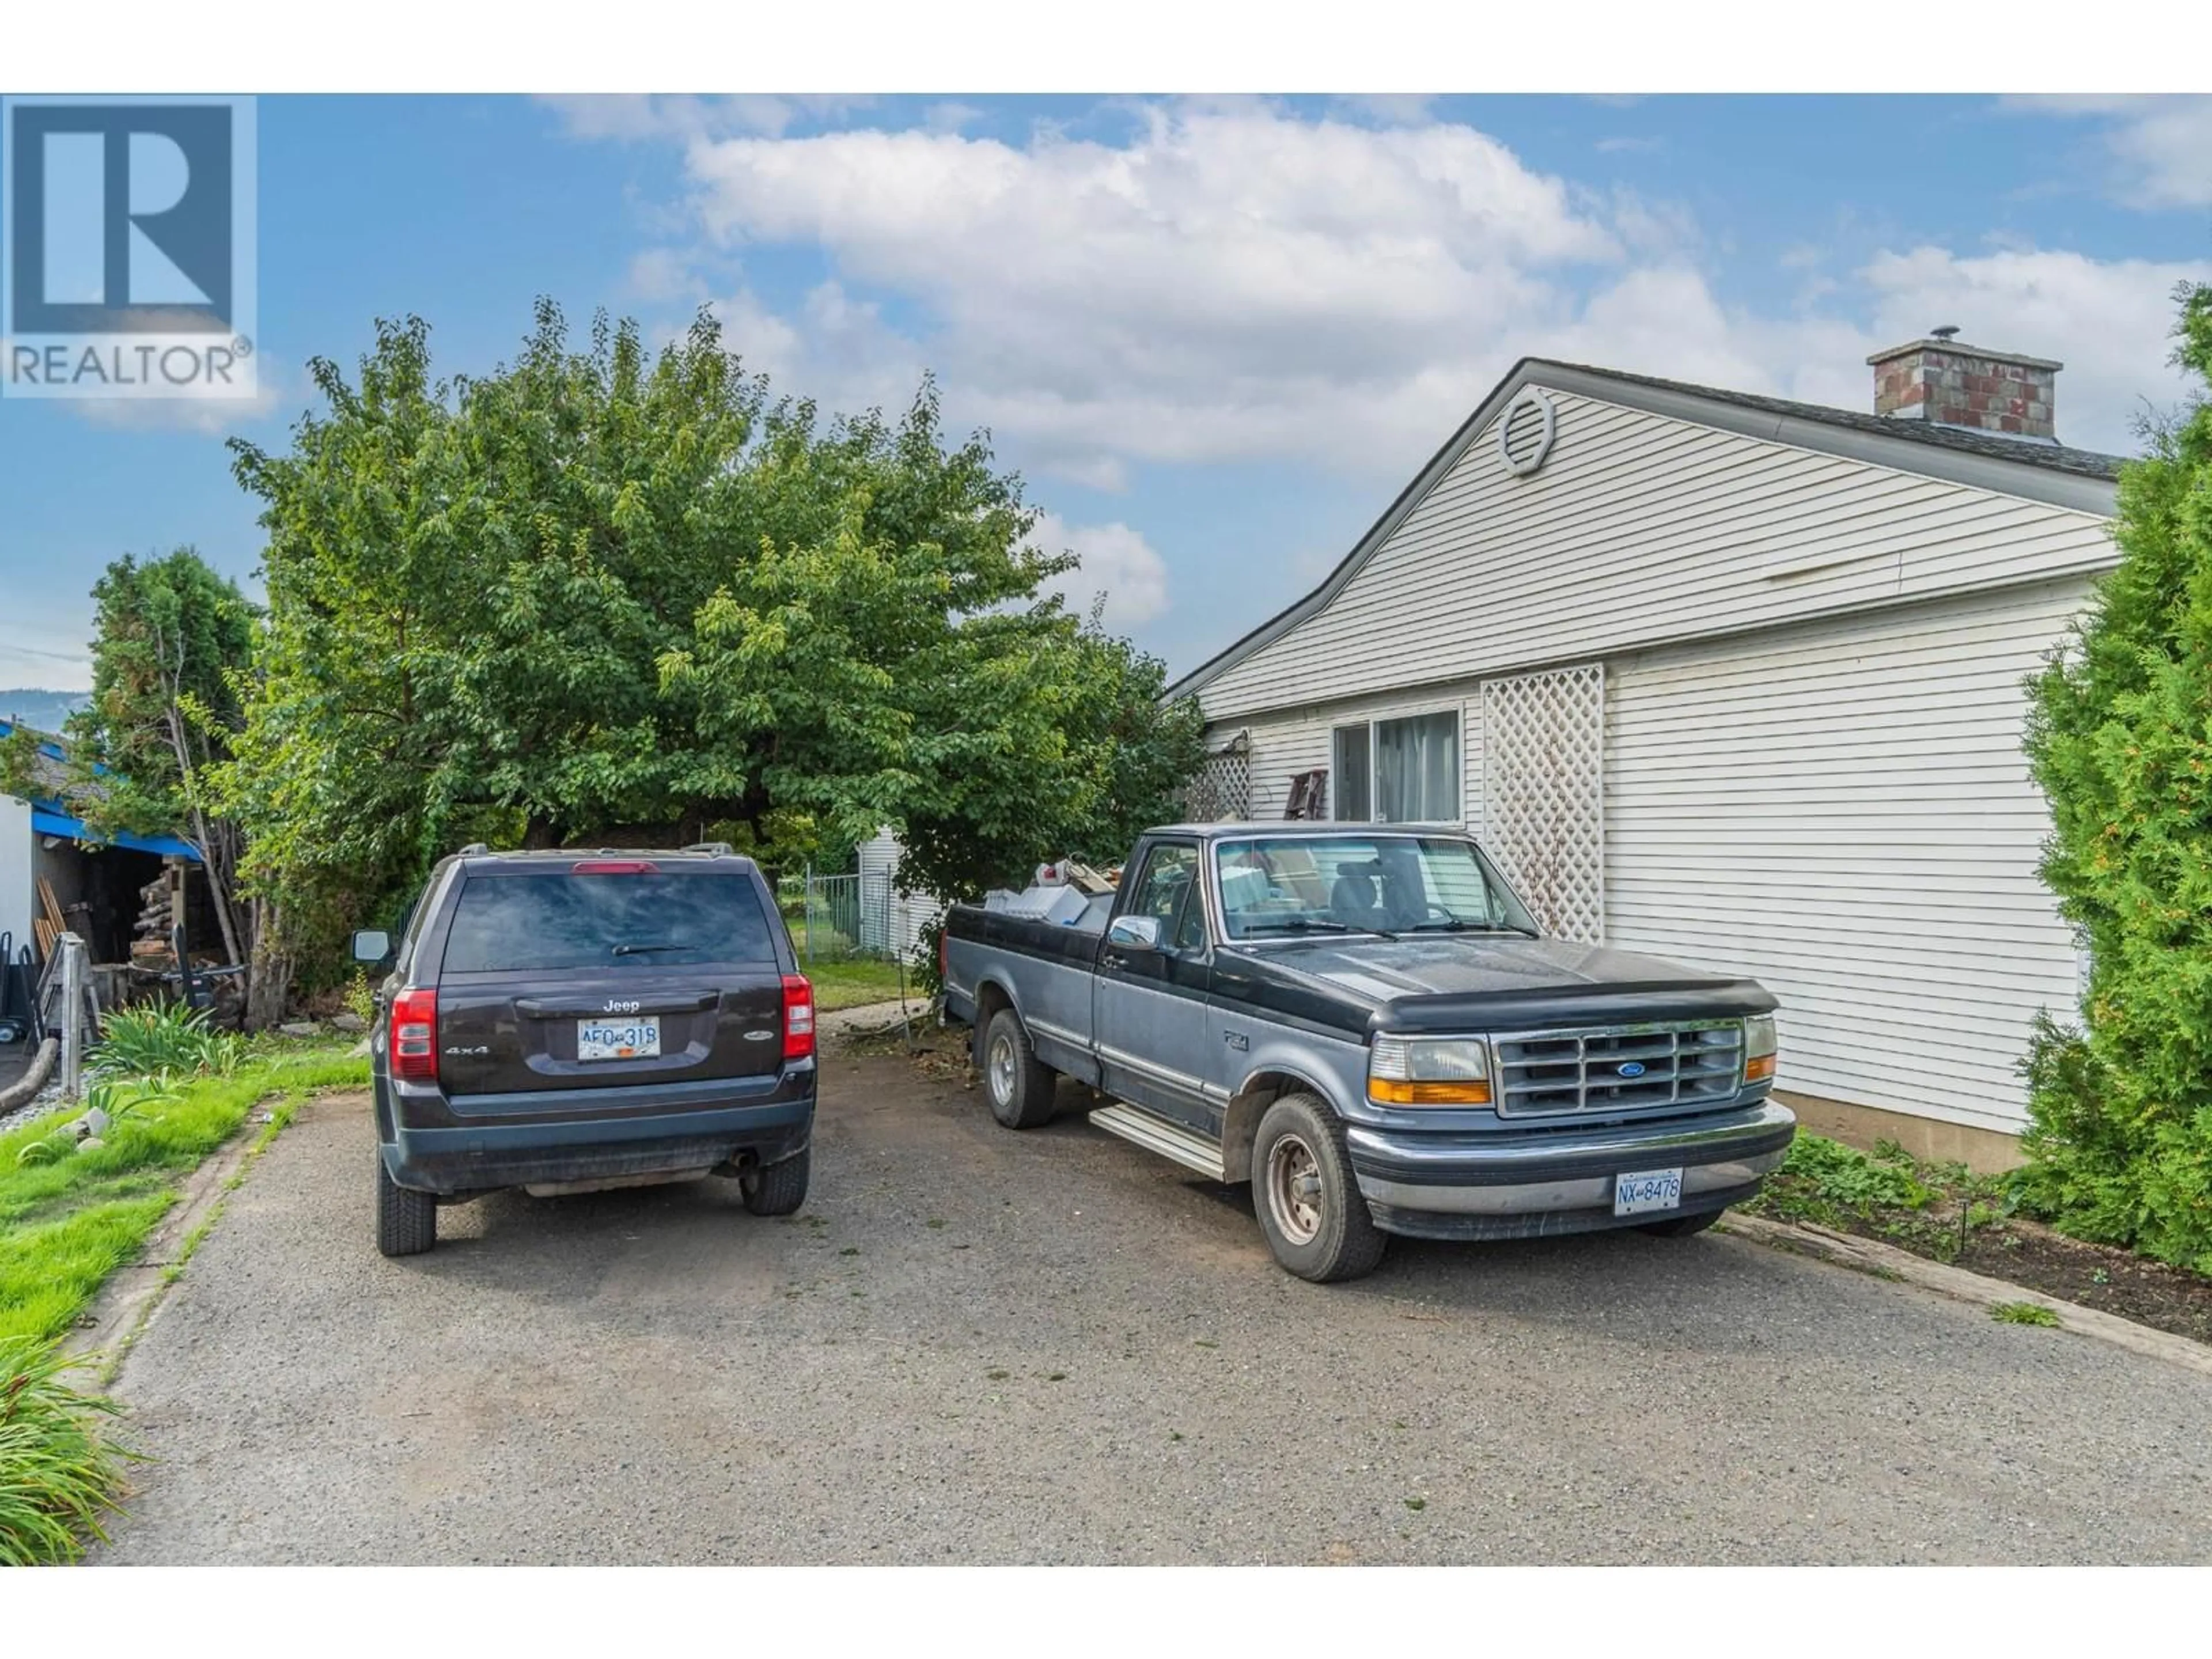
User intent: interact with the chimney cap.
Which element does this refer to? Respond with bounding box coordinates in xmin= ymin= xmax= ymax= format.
xmin=1866 ymin=336 xmax=2063 ymax=372
xmin=1930 ymin=324 xmax=1961 ymax=341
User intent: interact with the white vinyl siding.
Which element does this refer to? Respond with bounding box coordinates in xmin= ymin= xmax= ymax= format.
xmin=0 ymin=793 xmax=31 ymax=961
xmin=1603 ymin=577 xmax=2093 ymax=1135
xmin=1202 ymin=389 xmax=2113 ymax=722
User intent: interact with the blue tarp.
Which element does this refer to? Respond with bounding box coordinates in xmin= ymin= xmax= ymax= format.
xmin=4 ymin=715 xmax=203 ymax=861
xmin=28 ymin=804 xmax=202 ymax=862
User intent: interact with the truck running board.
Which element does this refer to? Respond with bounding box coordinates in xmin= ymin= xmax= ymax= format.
xmin=1088 ymin=1104 xmax=1227 ymax=1181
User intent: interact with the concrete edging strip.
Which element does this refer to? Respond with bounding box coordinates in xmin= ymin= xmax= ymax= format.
xmin=1718 ymin=1210 xmax=2212 ymax=1380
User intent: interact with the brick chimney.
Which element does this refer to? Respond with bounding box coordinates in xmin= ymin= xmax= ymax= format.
xmin=1868 ymin=329 xmax=2062 ymax=443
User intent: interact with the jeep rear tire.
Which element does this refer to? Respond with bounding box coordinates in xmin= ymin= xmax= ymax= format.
xmin=1251 ymin=1093 xmax=1386 ymax=1283
xmin=376 ymin=1152 xmax=437 ymax=1257
xmin=980 ymin=1007 xmax=1058 ymax=1130
xmin=741 ymin=1146 xmax=811 ymax=1216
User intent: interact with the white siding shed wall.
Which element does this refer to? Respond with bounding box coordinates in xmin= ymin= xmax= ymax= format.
xmin=1604 ymin=577 xmax=2091 ymax=1135
xmin=855 ymin=829 xmax=939 ymax=962
xmin=0 ymin=795 xmax=31 ymax=961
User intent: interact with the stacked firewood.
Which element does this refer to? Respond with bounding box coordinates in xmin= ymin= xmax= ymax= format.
xmin=129 ymin=872 xmax=177 ymax=967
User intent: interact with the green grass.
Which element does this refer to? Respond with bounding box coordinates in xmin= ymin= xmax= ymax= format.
xmin=1 ymin=1043 xmax=369 ymax=1564
xmin=1 ymin=1046 xmax=368 ymax=1346
xmin=0 ymin=1336 xmax=139 ymax=1564
xmin=804 ymin=957 xmax=913 ymax=1011
xmin=1991 ymin=1301 xmax=2062 ymax=1327
xmin=0 ymin=1041 xmax=368 ymax=1564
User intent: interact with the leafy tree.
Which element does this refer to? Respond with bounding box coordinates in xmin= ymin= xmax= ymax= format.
xmin=221 ymin=301 xmax=1203 ymax=994
xmin=2017 ymin=281 xmax=2212 ymax=1271
xmin=1 ymin=551 xmax=259 ymax=981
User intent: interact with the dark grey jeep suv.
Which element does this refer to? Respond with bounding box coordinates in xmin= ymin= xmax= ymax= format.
xmin=352 ymin=844 xmax=817 ymax=1257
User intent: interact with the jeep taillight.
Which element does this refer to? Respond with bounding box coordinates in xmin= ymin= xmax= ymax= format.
xmin=782 ymin=974 xmax=815 ymax=1063
xmin=391 ymin=987 xmax=438 ymax=1081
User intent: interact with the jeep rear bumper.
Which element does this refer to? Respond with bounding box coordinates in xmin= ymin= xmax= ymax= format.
xmin=381 ymin=1070 xmax=815 ymax=1195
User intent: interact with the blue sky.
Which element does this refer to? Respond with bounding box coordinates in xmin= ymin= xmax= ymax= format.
xmin=3 ymin=92 xmax=2209 ymax=692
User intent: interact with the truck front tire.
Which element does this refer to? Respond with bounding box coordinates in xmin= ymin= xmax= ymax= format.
xmin=1251 ymin=1093 xmax=1385 ymax=1283
xmin=980 ymin=1007 xmax=1058 ymax=1129
xmin=1639 ymin=1207 xmax=1723 ymax=1238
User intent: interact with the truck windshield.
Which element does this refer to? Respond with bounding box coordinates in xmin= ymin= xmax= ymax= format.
xmin=1213 ymin=834 xmax=1539 ymax=941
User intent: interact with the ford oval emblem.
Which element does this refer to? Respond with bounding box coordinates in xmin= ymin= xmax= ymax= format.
xmin=1616 ymin=1060 xmax=1647 ymax=1078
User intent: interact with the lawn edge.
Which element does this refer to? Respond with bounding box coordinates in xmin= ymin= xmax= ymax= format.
xmin=67 ymin=1085 xmax=359 ymax=1387
xmin=1717 ymin=1210 xmax=2212 ymax=1378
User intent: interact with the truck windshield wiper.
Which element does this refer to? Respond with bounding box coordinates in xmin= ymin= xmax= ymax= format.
xmin=611 ymin=942 xmax=691 ymax=956
xmin=1238 ymin=918 xmax=1396 ymax=940
xmin=1407 ymin=919 xmax=1541 ymax=937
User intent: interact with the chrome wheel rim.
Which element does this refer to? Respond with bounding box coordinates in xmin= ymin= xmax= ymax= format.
xmin=988 ymin=1033 xmax=1016 ymax=1107
xmin=1265 ymin=1132 xmax=1324 ymax=1246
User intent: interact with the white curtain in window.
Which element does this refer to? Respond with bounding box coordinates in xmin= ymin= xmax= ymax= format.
xmin=1374 ymin=713 xmax=1457 ymax=822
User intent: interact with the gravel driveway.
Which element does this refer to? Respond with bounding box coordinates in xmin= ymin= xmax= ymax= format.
xmin=98 ymin=1041 xmax=2212 ymax=1565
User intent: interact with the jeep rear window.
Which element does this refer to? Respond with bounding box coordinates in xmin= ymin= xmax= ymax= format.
xmin=440 ymin=872 xmax=777 ymax=973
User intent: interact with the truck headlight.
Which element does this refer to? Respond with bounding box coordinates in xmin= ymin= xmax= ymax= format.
xmin=1368 ymin=1036 xmax=1492 ymax=1106
xmin=1744 ymin=1015 xmax=1777 ymax=1084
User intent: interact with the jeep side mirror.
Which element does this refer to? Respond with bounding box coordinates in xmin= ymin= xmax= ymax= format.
xmin=1106 ymin=915 xmax=1162 ymax=951
xmin=350 ymin=929 xmax=392 ymax=965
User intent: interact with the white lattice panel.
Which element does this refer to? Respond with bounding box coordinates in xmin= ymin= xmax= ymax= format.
xmin=1181 ymin=738 xmax=1251 ymax=822
xmin=1480 ymin=665 xmax=1605 ymax=942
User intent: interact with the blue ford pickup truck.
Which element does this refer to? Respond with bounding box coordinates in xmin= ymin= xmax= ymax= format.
xmin=941 ymin=823 xmax=1791 ymax=1281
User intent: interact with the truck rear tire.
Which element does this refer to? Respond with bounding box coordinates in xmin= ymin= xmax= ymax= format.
xmin=376 ymin=1152 xmax=438 ymax=1258
xmin=980 ymin=1007 xmax=1058 ymax=1129
xmin=1251 ymin=1093 xmax=1385 ymax=1283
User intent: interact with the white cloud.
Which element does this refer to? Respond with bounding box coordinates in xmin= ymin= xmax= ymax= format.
xmin=43 ymin=351 xmax=290 ymax=436
xmin=1518 ymin=247 xmax=2209 ymax=453
xmin=1854 ymin=245 xmax=2207 ymax=446
xmin=1029 ymin=511 xmax=1169 ymax=626
xmin=2011 ymin=94 xmax=2212 ymax=209
xmin=592 ymin=101 xmax=2205 ymax=492
xmin=542 ymin=94 xmax=872 ymax=143
xmin=680 ymin=105 xmax=1622 ymax=479
xmin=624 ymin=248 xmax=707 ymax=304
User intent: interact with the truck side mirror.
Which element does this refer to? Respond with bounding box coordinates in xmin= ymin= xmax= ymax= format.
xmin=1106 ymin=915 xmax=1162 ymax=951
xmin=350 ymin=929 xmax=392 ymax=965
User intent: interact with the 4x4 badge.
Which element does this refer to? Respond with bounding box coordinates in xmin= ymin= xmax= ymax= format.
xmin=443 ymin=1045 xmax=490 ymax=1056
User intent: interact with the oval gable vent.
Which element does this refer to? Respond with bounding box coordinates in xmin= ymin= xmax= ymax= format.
xmin=1497 ymin=388 xmax=1557 ymax=478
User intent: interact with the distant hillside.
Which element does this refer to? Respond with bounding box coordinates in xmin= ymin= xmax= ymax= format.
xmin=0 ymin=688 xmax=87 ymax=734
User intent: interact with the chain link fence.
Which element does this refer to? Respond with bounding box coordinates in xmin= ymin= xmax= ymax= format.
xmin=778 ymin=866 xmax=935 ymax=965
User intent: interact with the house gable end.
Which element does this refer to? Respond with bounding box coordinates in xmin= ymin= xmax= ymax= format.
xmin=1179 ymin=362 xmax=2120 ymax=722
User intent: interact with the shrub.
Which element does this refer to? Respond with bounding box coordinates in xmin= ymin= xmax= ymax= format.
xmin=2018 ymin=281 xmax=2212 ymax=1274
xmin=92 ymin=1002 xmax=243 ymax=1082
xmin=0 ymin=1336 xmax=136 ymax=1565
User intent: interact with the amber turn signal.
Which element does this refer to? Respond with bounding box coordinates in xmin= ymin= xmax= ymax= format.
xmin=1745 ymin=1053 xmax=1776 ymax=1083
xmin=1368 ymin=1077 xmax=1493 ymax=1107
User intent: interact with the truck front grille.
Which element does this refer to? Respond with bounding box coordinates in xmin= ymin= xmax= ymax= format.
xmin=1491 ymin=1021 xmax=1745 ymax=1116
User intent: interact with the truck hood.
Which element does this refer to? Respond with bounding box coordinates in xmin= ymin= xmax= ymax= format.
xmin=1226 ymin=934 xmax=1775 ymax=1033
